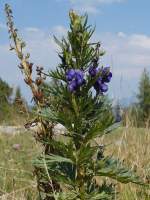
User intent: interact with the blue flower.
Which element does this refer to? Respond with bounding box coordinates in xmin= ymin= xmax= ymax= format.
xmin=66 ymin=69 xmax=85 ymax=92
xmin=89 ymin=66 xmax=99 ymax=77
xmin=92 ymin=66 xmax=112 ymax=94
xmin=75 ymin=70 xmax=84 ymax=86
xmin=104 ymin=72 xmax=112 ymax=83
xmin=102 ymin=67 xmax=112 ymax=83
xmin=94 ymin=77 xmax=102 ymax=91
xmin=68 ymin=80 xmax=77 ymax=92
xmin=66 ymin=69 xmax=76 ymax=81
xmin=94 ymin=79 xmax=108 ymax=93
xmin=100 ymin=83 xmax=108 ymax=92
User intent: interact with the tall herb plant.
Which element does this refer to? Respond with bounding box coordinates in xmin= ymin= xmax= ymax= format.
xmin=5 ymin=4 xmax=144 ymax=200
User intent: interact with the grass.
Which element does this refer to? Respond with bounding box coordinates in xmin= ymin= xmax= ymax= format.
xmin=0 ymin=132 xmax=40 ymax=199
xmin=100 ymin=127 xmax=150 ymax=200
xmin=0 ymin=127 xmax=149 ymax=199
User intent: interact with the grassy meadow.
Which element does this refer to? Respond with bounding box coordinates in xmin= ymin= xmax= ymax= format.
xmin=0 ymin=127 xmax=149 ymax=200
xmin=0 ymin=132 xmax=40 ymax=200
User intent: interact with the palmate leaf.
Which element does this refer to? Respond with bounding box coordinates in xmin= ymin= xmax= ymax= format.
xmin=35 ymin=154 xmax=74 ymax=165
xmin=76 ymin=144 xmax=97 ymax=167
xmin=39 ymin=106 xmax=72 ymax=128
xmin=87 ymin=180 xmax=115 ymax=200
xmin=85 ymin=191 xmax=112 ymax=200
xmin=57 ymin=191 xmax=79 ymax=200
xmin=57 ymin=191 xmax=112 ymax=200
xmin=33 ymin=155 xmax=76 ymax=186
xmin=43 ymin=139 xmax=76 ymax=162
xmin=83 ymin=116 xmax=114 ymax=144
xmin=95 ymin=157 xmax=144 ymax=185
xmin=38 ymin=165 xmax=75 ymax=187
xmin=39 ymin=107 xmax=58 ymax=122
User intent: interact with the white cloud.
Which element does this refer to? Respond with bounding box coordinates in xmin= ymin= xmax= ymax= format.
xmin=24 ymin=27 xmax=40 ymax=32
xmin=0 ymin=27 xmax=59 ymax=101
xmin=69 ymin=0 xmax=125 ymax=14
xmin=128 ymin=34 xmax=150 ymax=50
xmin=93 ymin=32 xmax=150 ymax=98
xmin=99 ymin=32 xmax=150 ymax=67
xmin=117 ymin=32 xmax=126 ymax=38
xmin=22 ymin=28 xmax=59 ymax=69
xmin=73 ymin=4 xmax=99 ymax=14
xmin=70 ymin=0 xmax=124 ymax=4
xmin=0 ymin=23 xmax=7 ymax=29
xmin=1 ymin=23 xmax=150 ymax=101
xmin=52 ymin=25 xmax=68 ymax=36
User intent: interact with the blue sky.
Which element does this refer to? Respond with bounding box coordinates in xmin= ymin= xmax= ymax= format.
xmin=0 ymin=0 xmax=150 ymax=103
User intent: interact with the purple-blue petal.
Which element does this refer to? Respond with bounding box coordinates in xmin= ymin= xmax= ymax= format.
xmin=66 ymin=74 xmax=73 ymax=81
xmin=97 ymin=77 xmax=102 ymax=84
xmin=66 ymin=69 xmax=85 ymax=92
xmin=75 ymin=69 xmax=84 ymax=77
xmin=68 ymin=80 xmax=77 ymax=92
xmin=89 ymin=66 xmax=99 ymax=77
xmin=103 ymin=67 xmax=110 ymax=73
xmin=100 ymin=83 xmax=108 ymax=92
xmin=66 ymin=69 xmax=76 ymax=81
xmin=76 ymin=77 xmax=83 ymax=86
xmin=103 ymin=72 xmax=112 ymax=83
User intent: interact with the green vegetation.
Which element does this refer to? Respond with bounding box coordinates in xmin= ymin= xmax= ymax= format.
xmin=0 ymin=132 xmax=40 ymax=199
xmin=123 ymin=68 xmax=150 ymax=128
xmin=0 ymin=78 xmax=13 ymax=123
xmin=0 ymin=77 xmax=29 ymax=125
xmin=0 ymin=128 xmax=149 ymax=199
xmin=137 ymin=68 xmax=150 ymax=126
xmin=5 ymin=4 xmax=147 ymax=199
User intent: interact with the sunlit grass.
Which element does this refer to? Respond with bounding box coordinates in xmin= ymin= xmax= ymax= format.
xmin=0 ymin=127 xmax=149 ymax=199
xmin=100 ymin=127 xmax=150 ymax=200
xmin=0 ymin=132 xmax=40 ymax=199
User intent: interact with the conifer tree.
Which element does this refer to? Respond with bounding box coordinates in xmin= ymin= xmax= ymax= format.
xmin=137 ymin=68 xmax=150 ymax=126
xmin=13 ymin=86 xmax=28 ymax=115
xmin=0 ymin=77 xmax=13 ymax=122
xmin=13 ymin=86 xmax=22 ymax=104
xmin=0 ymin=77 xmax=12 ymax=104
xmin=5 ymin=5 xmax=145 ymax=200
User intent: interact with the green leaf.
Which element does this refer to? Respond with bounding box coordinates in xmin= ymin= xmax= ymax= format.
xmin=95 ymin=157 xmax=144 ymax=185
xmin=41 ymin=154 xmax=73 ymax=164
xmin=76 ymin=144 xmax=97 ymax=167
xmin=57 ymin=191 xmax=79 ymax=200
xmin=86 ymin=191 xmax=112 ymax=200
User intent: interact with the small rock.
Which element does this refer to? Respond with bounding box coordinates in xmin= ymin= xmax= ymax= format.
xmin=12 ymin=144 xmax=21 ymax=151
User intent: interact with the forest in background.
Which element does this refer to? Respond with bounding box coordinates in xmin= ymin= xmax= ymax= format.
xmin=0 ymin=77 xmax=29 ymax=125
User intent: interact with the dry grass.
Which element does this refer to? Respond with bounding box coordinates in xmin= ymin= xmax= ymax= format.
xmin=0 ymin=132 xmax=40 ymax=200
xmin=100 ymin=126 xmax=150 ymax=200
xmin=0 ymin=127 xmax=149 ymax=199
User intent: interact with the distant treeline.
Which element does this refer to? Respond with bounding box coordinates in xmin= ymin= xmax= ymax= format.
xmin=0 ymin=77 xmax=29 ymax=125
xmin=122 ymin=68 xmax=150 ymax=127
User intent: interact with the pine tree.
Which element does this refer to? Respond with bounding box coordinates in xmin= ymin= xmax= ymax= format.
xmin=13 ymin=86 xmax=28 ymax=115
xmin=13 ymin=86 xmax=22 ymax=104
xmin=5 ymin=5 xmax=145 ymax=200
xmin=0 ymin=77 xmax=12 ymax=104
xmin=137 ymin=68 xmax=150 ymax=126
xmin=0 ymin=77 xmax=13 ymax=122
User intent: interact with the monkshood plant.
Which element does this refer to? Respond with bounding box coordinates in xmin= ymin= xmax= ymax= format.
xmin=5 ymin=4 xmax=145 ymax=200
